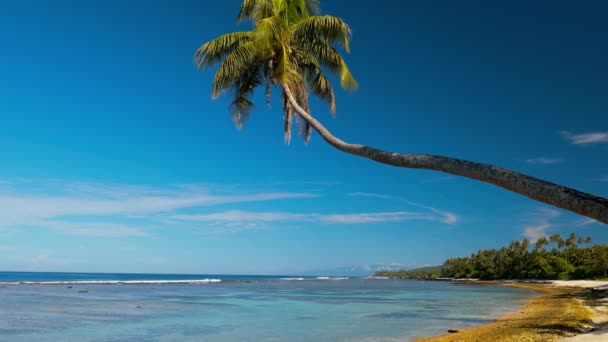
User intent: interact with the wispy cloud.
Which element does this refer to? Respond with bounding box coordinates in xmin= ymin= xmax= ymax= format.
xmin=347 ymin=192 xmax=459 ymax=225
xmin=320 ymin=212 xmax=438 ymax=224
xmin=522 ymin=206 xmax=603 ymax=241
xmin=576 ymin=217 xmax=600 ymax=227
xmin=347 ymin=192 xmax=393 ymax=200
xmin=562 ymin=131 xmax=608 ymax=145
xmin=523 ymin=223 xmax=552 ymax=242
xmin=1 ymin=180 xmax=459 ymax=237
xmin=524 ymin=157 xmax=562 ymax=165
xmin=0 ymin=180 xmax=318 ymax=238
xmin=173 ymin=211 xmax=307 ymax=223
xmin=596 ymin=176 xmax=608 ymax=183
xmin=522 ymin=207 xmax=561 ymax=242
xmin=42 ymin=221 xmax=150 ymax=237
xmin=174 ymin=210 xmax=448 ymax=229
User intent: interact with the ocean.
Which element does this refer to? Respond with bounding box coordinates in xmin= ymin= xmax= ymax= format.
xmin=0 ymin=272 xmax=536 ymax=341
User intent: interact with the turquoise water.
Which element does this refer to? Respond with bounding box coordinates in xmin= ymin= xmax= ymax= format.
xmin=0 ymin=273 xmax=536 ymax=341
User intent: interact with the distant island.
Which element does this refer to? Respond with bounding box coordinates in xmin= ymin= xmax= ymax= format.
xmin=375 ymin=233 xmax=608 ymax=281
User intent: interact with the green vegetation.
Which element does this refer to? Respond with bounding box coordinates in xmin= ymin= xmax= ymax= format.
xmin=375 ymin=265 xmax=443 ymax=279
xmin=195 ymin=0 xmax=356 ymax=142
xmin=375 ymin=233 xmax=608 ymax=280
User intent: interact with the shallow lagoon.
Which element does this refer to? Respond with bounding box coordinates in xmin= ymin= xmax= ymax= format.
xmin=0 ymin=275 xmax=535 ymax=341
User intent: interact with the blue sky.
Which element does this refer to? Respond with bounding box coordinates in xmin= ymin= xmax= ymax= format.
xmin=0 ymin=0 xmax=606 ymax=275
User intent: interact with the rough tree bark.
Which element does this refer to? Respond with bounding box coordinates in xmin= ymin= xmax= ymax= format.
xmin=282 ymin=84 xmax=608 ymax=224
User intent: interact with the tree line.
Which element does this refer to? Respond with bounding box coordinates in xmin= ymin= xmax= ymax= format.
xmin=375 ymin=233 xmax=608 ymax=280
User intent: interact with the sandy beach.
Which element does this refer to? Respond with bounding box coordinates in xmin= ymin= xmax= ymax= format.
xmin=414 ymin=280 xmax=608 ymax=342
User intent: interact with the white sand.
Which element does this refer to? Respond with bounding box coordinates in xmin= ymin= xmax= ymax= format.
xmin=546 ymin=280 xmax=608 ymax=341
xmin=562 ymin=325 xmax=608 ymax=341
xmin=548 ymin=280 xmax=608 ymax=289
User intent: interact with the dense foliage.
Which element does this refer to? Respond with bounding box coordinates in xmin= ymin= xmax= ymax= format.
xmin=375 ymin=234 xmax=608 ymax=280
xmin=195 ymin=0 xmax=356 ymax=143
xmin=375 ymin=266 xmax=443 ymax=279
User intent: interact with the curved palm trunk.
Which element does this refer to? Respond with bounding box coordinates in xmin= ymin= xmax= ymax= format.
xmin=282 ymin=84 xmax=608 ymax=224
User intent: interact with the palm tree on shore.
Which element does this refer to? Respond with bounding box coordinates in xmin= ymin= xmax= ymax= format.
xmin=195 ymin=0 xmax=608 ymax=223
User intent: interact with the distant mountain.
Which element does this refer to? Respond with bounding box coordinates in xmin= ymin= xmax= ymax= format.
xmin=301 ymin=264 xmax=416 ymax=277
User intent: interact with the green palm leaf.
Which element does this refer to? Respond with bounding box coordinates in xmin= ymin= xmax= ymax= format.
xmin=291 ymin=15 xmax=352 ymax=52
xmin=197 ymin=0 xmax=356 ymax=138
xmin=194 ymin=32 xmax=251 ymax=70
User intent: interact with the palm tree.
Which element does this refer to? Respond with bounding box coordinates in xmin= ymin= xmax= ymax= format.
xmin=195 ymin=0 xmax=607 ymax=223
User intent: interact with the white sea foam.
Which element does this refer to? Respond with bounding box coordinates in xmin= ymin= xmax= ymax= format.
xmin=280 ymin=277 xmax=305 ymax=281
xmin=0 ymin=279 xmax=222 ymax=285
xmin=315 ymin=277 xmax=349 ymax=280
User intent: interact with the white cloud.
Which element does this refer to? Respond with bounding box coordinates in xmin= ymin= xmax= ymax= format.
xmin=576 ymin=217 xmax=600 ymax=227
xmin=347 ymin=192 xmax=394 ymax=200
xmin=597 ymin=176 xmax=608 ymax=183
xmin=347 ymin=192 xmax=459 ymax=225
xmin=42 ymin=221 xmax=149 ymax=237
xmin=173 ymin=210 xmax=307 ymax=222
xmin=0 ymin=180 xmax=459 ymax=237
xmin=523 ymin=223 xmax=551 ymax=242
xmin=522 ymin=207 xmax=561 ymax=242
xmin=562 ymin=131 xmax=608 ymax=145
xmin=319 ymin=211 xmax=436 ymax=224
xmin=434 ymin=210 xmax=458 ymax=225
xmin=175 ymin=210 xmax=451 ymax=227
xmin=524 ymin=157 xmax=562 ymax=165
xmin=0 ymin=180 xmax=317 ymax=238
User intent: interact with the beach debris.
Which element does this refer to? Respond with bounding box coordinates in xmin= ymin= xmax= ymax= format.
xmin=447 ymin=329 xmax=460 ymax=333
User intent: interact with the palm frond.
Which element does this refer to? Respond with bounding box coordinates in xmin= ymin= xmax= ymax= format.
xmin=238 ymin=0 xmax=275 ymax=23
xmin=337 ymin=59 xmax=357 ymax=90
xmin=212 ymin=42 xmax=259 ymax=98
xmin=252 ymin=15 xmax=286 ymax=55
xmin=294 ymin=81 xmax=312 ymax=143
xmin=237 ymin=0 xmax=256 ymax=23
xmin=228 ymin=65 xmax=264 ymax=128
xmin=282 ymin=88 xmax=293 ymax=143
xmin=303 ymin=0 xmax=320 ymax=16
xmin=229 ymin=96 xmax=255 ymax=129
xmin=296 ymin=39 xmax=340 ymax=69
xmin=194 ymin=32 xmax=251 ymax=70
xmin=309 ymin=69 xmax=336 ymax=114
xmin=282 ymin=0 xmax=320 ymax=23
xmin=295 ymin=39 xmax=357 ymax=91
xmin=264 ymin=60 xmax=274 ymax=106
xmin=292 ymin=48 xmax=321 ymax=70
xmin=291 ymin=15 xmax=351 ymax=52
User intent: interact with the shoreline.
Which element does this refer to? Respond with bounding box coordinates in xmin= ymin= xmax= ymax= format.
xmin=413 ymin=281 xmax=608 ymax=342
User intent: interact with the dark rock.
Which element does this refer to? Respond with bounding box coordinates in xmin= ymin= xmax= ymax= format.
xmin=448 ymin=329 xmax=459 ymax=333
